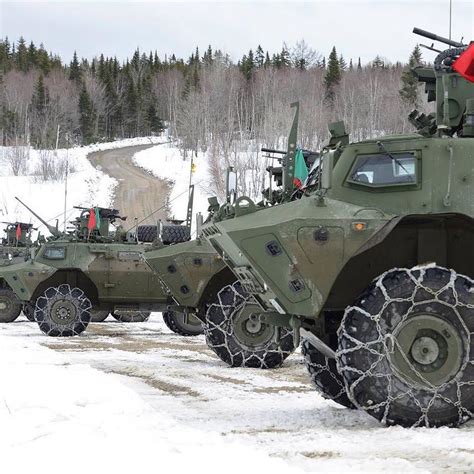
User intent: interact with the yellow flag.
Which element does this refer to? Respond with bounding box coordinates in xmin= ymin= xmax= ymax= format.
xmin=191 ymin=163 xmax=197 ymax=173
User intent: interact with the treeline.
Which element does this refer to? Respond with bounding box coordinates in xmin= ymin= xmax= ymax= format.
xmin=0 ymin=36 xmax=426 ymax=192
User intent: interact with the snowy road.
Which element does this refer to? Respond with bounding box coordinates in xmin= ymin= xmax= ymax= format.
xmin=88 ymin=144 xmax=170 ymax=225
xmin=1 ymin=315 xmax=473 ymax=473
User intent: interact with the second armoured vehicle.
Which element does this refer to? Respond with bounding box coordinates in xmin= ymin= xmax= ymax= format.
xmin=0 ymin=197 xmax=203 ymax=336
xmin=202 ymin=28 xmax=474 ymax=427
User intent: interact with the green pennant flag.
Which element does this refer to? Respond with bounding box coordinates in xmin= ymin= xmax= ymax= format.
xmin=94 ymin=207 xmax=101 ymax=230
xmin=293 ymin=148 xmax=308 ymax=188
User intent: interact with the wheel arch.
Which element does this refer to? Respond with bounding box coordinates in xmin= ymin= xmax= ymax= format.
xmin=325 ymin=213 xmax=474 ymax=313
xmin=195 ymin=266 xmax=235 ymax=317
xmin=31 ymin=269 xmax=100 ymax=305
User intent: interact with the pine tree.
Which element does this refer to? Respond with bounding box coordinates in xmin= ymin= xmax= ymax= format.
xmin=372 ymin=55 xmax=384 ymax=68
xmin=339 ymin=55 xmax=347 ymax=71
xmin=69 ymin=51 xmax=81 ymax=82
xmin=16 ymin=37 xmax=28 ymax=72
xmin=32 ymin=74 xmax=49 ymax=114
xmin=280 ymin=44 xmax=291 ymax=67
xmin=145 ymin=103 xmax=164 ymax=133
xmin=324 ymin=46 xmax=341 ymax=102
xmin=203 ymin=45 xmax=213 ymax=66
xmin=400 ymin=45 xmax=423 ymax=108
xmin=78 ymin=84 xmax=96 ymax=144
xmin=255 ymin=45 xmax=265 ymax=68
xmin=264 ymin=52 xmax=271 ymax=68
xmin=27 ymin=41 xmax=37 ymax=69
xmin=357 ymin=57 xmax=362 ymax=71
xmin=349 ymin=58 xmax=353 ymax=70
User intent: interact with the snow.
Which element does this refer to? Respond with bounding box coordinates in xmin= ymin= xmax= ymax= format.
xmin=0 ymin=318 xmax=300 ymax=474
xmin=0 ymin=137 xmax=164 ymax=235
xmin=133 ymin=143 xmax=213 ymax=233
xmin=1 ymin=316 xmax=472 ymax=473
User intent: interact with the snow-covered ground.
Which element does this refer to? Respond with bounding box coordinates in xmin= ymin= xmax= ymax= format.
xmin=0 ymin=137 xmax=164 ymax=234
xmin=133 ymin=143 xmax=213 ymax=231
xmin=1 ymin=316 xmax=472 ymax=473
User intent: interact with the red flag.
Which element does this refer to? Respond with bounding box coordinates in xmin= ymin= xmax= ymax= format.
xmin=15 ymin=224 xmax=21 ymax=240
xmin=87 ymin=208 xmax=96 ymax=232
xmin=453 ymin=43 xmax=474 ymax=83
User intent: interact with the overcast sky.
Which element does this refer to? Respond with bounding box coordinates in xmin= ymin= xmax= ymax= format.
xmin=1 ymin=0 xmax=473 ymax=65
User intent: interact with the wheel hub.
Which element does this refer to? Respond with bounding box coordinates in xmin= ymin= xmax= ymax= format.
xmin=50 ymin=299 xmax=77 ymax=325
xmin=0 ymin=300 xmax=8 ymax=311
xmin=232 ymin=302 xmax=275 ymax=350
xmin=390 ymin=313 xmax=465 ymax=389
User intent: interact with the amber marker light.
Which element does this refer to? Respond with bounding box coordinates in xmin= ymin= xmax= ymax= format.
xmin=353 ymin=222 xmax=367 ymax=231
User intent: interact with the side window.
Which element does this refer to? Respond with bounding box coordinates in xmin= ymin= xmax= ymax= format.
xmin=348 ymin=152 xmax=418 ymax=187
xmin=43 ymin=247 xmax=66 ymax=260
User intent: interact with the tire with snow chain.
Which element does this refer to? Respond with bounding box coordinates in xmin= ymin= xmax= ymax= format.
xmin=111 ymin=310 xmax=150 ymax=323
xmin=34 ymin=284 xmax=92 ymax=337
xmin=137 ymin=225 xmax=158 ymax=243
xmin=0 ymin=288 xmax=22 ymax=323
xmin=162 ymin=311 xmax=204 ymax=336
xmin=301 ymin=339 xmax=355 ymax=409
xmin=90 ymin=310 xmax=109 ymax=322
xmin=337 ymin=265 xmax=474 ymax=428
xmin=23 ymin=302 xmax=36 ymax=321
xmin=204 ymin=281 xmax=295 ymax=369
xmin=161 ymin=225 xmax=190 ymax=245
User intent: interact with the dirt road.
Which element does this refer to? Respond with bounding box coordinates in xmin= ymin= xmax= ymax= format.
xmin=88 ymin=144 xmax=170 ymax=225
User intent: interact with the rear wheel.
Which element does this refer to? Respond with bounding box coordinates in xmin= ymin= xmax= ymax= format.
xmin=35 ymin=284 xmax=91 ymax=337
xmin=337 ymin=266 xmax=474 ymax=428
xmin=162 ymin=311 xmax=204 ymax=336
xmin=112 ymin=310 xmax=150 ymax=323
xmin=205 ymin=282 xmax=295 ymax=368
xmin=0 ymin=288 xmax=22 ymax=323
xmin=90 ymin=310 xmax=109 ymax=322
xmin=301 ymin=339 xmax=355 ymax=409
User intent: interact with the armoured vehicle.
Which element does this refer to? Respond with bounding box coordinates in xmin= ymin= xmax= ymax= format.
xmin=202 ymin=28 xmax=474 ymax=427
xmin=0 ymin=221 xmax=34 ymax=322
xmin=0 ymin=196 xmax=203 ymax=337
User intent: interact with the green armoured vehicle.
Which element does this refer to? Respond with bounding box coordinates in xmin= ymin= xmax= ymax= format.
xmin=0 ymin=221 xmax=34 ymax=322
xmin=202 ymin=28 xmax=474 ymax=427
xmin=0 ymin=196 xmax=203 ymax=337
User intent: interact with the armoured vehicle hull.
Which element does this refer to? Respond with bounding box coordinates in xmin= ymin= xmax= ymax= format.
xmin=203 ymin=30 xmax=474 ymax=426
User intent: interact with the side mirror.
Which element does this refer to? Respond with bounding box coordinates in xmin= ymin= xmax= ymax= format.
xmin=321 ymin=150 xmax=334 ymax=191
xmin=226 ymin=167 xmax=237 ymax=204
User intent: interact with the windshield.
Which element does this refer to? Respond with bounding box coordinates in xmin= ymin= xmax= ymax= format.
xmin=348 ymin=152 xmax=417 ymax=186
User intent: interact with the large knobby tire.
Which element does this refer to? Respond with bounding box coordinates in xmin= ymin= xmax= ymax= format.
xmin=161 ymin=225 xmax=190 ymax=244
xmin=204 ymin=281 xmax=295 ymax=368
xmin=35 ymin=284 xmax=92 ymax=337
xmin=137 ymin=225 xmax=157 ymax=243
xmin=112 ymin=310 xmax=150 ymax=323
xmin=90 ymin=310 xmax=110 ymax=322
xmin=337 ymin=266 xmax=474 ymax=428
xmin=23 ymin=302 xmax=36 ymax=321
xmin=162 ymin=311 xmax=204 ymax=336
xmin=0 ymin=288 xmax=22 ymax=323
xmin=301 ymin=339 xmax=355 ymax=409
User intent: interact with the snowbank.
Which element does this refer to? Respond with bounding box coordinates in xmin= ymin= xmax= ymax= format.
xmin=0 ymin=137 xmax=164 ymax=235
xmin=0 ymin=327 xmax=301 ymax=474
xmin=133 ymin=144 xmax=214 ymax=233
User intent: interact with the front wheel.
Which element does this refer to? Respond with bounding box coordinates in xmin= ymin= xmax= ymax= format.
xmin=35 ymin=284 xmax=92 ymax=337
xmin=204 ymin=282 xmax=295 ymax=368
xmin=0 ymin=288 xmax=22 ymax=323
xmin=302 ymin=339 xmax=355 ymax=409
xmin=162 ymin=311 xmax=204 ymax=336
xmin=337 ymin=266 xmax=474 ymax=428
xmin=23 ymin=302 xmax=36 ymax=321
xmin=112 ymin=311 xmax=150 ymax=323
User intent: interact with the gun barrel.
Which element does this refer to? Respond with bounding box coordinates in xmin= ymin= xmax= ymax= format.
xmin=15 ymin=197 xmax=61 ymax=238
xmin=261 ymin=147 xmax=287 ymax=155
xmin=413 ymin=27 xmax=464 ymax=48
